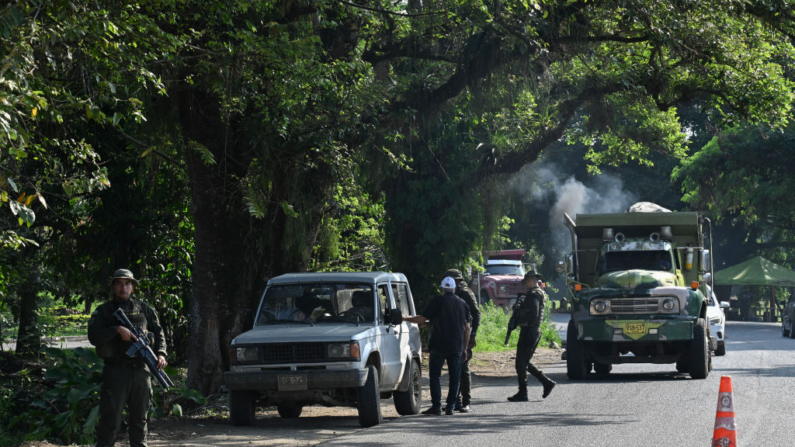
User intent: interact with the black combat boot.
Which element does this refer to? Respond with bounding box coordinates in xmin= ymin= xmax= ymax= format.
xmin=541 ymin=376 xmax=556 ymax=399
xmin=507 ymin=386 xmax=529 ymax=402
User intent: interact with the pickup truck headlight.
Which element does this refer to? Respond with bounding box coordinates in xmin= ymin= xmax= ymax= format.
xmin=709 ymin=316 xmax=722 ymax=324
xmin=235 ymin=346 xmax=259 ymax=363
xmin=328 ymin=341 xmax=360 ymax=360
xmin=499 ymin=285 xmax=507 ymax=293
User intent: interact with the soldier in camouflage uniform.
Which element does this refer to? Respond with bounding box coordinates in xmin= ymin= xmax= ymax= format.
xmin=508 ymin=269 xmax=556 ymax=402
xmin=88 ymin=269 xmax=167 ymax=447
xmin=443 ymin=269 xmax=480 ymax=413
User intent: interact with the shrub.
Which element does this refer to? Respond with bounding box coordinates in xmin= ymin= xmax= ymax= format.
xmin=474 ymin=300 xmax=561 ymax=353
xmin=4 ymin=347 xmax=103 ymax=445
xmin=1 ymin=347 xmax=205 ymax=445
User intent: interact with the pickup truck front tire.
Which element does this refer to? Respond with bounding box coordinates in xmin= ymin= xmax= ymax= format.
xmin=229 ymin=389 xmax=256 ymax=426
xmin=357 ymin=365 xmax=383 ymax=427
xmin=277 ymin=404 xmax=303 ymax=419
xmin=394 ymin=359 xmax=421 ymax=415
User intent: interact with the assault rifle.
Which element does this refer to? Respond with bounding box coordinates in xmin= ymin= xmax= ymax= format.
xmin=504 ymin=293 xmax=526 ymax=346
xmin=113 ymin=308 xmax=175 ymax=390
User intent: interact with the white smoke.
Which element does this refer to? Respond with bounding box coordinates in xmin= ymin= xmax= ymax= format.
xmin=510 ymin=163 xmax=638 ymax=255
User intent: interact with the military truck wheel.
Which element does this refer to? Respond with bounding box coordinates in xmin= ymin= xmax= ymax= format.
xmin=789 ymin=325 xmax=795 ymax=339
xmin=394 ymin=359 xmax=421 ymax=415
xmin=689 ymin=318 xmax=709 ymax=379
xmin=566 ymin=320 xmax=589 ymax=380
xmin=594 ymin=362 xmax=612 ymax=374
xmin=675 ymin=359 xmax=689 ymax=373
xmin=783 ymin=324 xmax=790 ymax=337
xmin=357 ymin=365 xmax=383 ymax=427
xmin=229 ymin=390 xmax=256 ymax=426
xmin=715 ymin=341 xmax=726 ymax=356
xmin=276 ymin=404 xmax=303 ymax=419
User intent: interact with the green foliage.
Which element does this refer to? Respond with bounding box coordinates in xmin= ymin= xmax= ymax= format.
xmin=674 ymin=123 xmax=795 ymax=269
xmin=311 ymin=183 xmax=387 ymax=272
xmin=473 ymin=301 xmax=561 ymax=353
xmin=2 ymin=347 xmax=103 ymax=445
xmin=0 ymin=347 xmax=206 ymax=445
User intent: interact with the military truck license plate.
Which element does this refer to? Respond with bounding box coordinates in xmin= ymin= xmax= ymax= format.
xmin=625 ymin=323 xmax=647 ymax=335
xmin=278 ymin=375 xmax=307 ymax=391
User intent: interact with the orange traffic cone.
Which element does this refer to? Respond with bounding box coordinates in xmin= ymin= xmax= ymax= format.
xmin=712 ymin=376 xmax=737 ymax=447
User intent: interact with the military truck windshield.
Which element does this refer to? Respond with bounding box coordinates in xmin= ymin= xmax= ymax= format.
xmin=485 ymin=265 xmax=524 ymax=276
xmin=256 ymin=284 xmax=375 ymax=325
xmin=600 ymin=250 xmax=674 ymax=274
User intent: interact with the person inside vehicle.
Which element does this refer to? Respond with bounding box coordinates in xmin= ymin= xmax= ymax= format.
xmin=295 ymin=292 xmax=334 ymax=322
xmin=652 ymin=251 xmax=672 ymax=271
xmin=342 ymin=290 xmax=374 ymax=322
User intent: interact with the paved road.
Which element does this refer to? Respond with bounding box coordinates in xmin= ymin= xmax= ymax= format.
xmin=1 ymin=336 xmax=92 ymax=351
xmin=316 ymin=321 xmax=793 ymax=447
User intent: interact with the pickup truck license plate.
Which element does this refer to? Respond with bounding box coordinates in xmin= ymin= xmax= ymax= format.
xmin=625 ymin=323 xmax=647 ymax=335
xmin=278 ymin=375 xmax=308 ymax=391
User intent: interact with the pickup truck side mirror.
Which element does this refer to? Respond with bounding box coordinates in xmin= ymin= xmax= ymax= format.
xmin=388 ymin=308 xmax=403 ymax=325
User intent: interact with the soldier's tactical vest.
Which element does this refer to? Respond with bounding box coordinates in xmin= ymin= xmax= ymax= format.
xmin=517 ymin=288 xmax=546 ymax=328
xmin=96 ymin=299 xmax=149 ymax=360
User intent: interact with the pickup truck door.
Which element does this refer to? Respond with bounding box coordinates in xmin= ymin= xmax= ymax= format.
xmin=377 ymin=284 xmax=402 ymax=389
xmin=390 ymin=282 xmax=414 ymax=385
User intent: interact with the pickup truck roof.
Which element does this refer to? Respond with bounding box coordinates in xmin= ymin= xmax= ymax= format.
xmin=267 ymin=272 xmax=409 ymax=286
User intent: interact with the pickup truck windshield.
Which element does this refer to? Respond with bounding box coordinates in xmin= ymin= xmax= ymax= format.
xmin=485 ymin=265 xmax=524 ymax=276
xmin=256 ymin=284 xmax=375 ymax=325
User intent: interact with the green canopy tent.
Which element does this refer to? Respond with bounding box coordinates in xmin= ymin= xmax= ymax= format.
xmin=713 ymin=256 xmax=795 ymax=321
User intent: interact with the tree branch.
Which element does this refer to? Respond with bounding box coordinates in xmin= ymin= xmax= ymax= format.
xmin=112 ymin=126 xmax=186 ymax=168
xmin=555 ymin=33 xmax=650 ymax=45
xmin=337 ymin=0 xmax=443 ymax=17
xmin=470 ymin=82 xmax=625 ymax=184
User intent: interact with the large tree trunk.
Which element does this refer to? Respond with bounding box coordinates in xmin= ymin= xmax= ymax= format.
xmin=178 ymin=87 xmax=261 ymax=394
xmin=15 ymin=264 xmax=42 ymax=358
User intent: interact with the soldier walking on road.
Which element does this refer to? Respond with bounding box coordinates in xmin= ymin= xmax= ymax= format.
xmin=444 ymin=269 xmax=480 ymax=413
xmin=508 ymin=269 xmax=556 ymax=402
xmin=88 ymin=269 xmax=168 ymax=447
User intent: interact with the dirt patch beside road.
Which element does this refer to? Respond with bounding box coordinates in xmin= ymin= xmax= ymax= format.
xmin=17 ymin=348 xmax=564 ymax=447
xmin=148 ymin=348 xmax=562 ymax=447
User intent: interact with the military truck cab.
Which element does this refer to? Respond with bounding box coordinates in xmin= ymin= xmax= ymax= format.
xmin=563 ymin=207 xmax=715 ymax=380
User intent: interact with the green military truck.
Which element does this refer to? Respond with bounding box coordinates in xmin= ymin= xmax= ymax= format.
xmin=563 ymin=205 xmax=716 ymax=379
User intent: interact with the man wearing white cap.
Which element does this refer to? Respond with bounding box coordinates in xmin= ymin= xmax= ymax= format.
xmin=403 ymin=277 xmax=471 ymax=415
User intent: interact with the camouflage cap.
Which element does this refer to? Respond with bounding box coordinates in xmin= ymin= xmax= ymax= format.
xmin=111 ymin=269 xmax=139 ymax=286
xmin=523 ymin=268 xmax=544 ymax=282
xmin=443 ymin=269 xmax=464 ymax=280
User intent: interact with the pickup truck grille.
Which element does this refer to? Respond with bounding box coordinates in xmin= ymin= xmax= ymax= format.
xmin=262 ymin=343 xmax=325 ymax=363
xmin=609 ymin=298 xmax=660 ymax=314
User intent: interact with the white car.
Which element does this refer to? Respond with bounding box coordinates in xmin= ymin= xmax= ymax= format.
xmin=706 ymin=286 xmax=730 ymax=356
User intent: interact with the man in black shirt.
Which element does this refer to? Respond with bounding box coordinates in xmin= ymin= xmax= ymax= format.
xmin=443 ymin=269 xmax=480 ymax=413
xmin=404 ymin=277 xmax=471 ymax=415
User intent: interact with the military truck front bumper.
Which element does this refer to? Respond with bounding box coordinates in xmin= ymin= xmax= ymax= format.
xmin=224 ymin=368 xmax=368 ymax=391
xmin=576 ymin=318 xmax=695 ymax=343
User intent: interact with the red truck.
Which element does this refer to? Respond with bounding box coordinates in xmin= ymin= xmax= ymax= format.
xmin=471 ymin=249 xmax=527 ymax=308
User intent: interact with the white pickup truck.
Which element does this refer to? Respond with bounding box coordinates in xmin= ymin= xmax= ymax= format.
xmin=224 ymin=272 xmax=422 ymax=427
